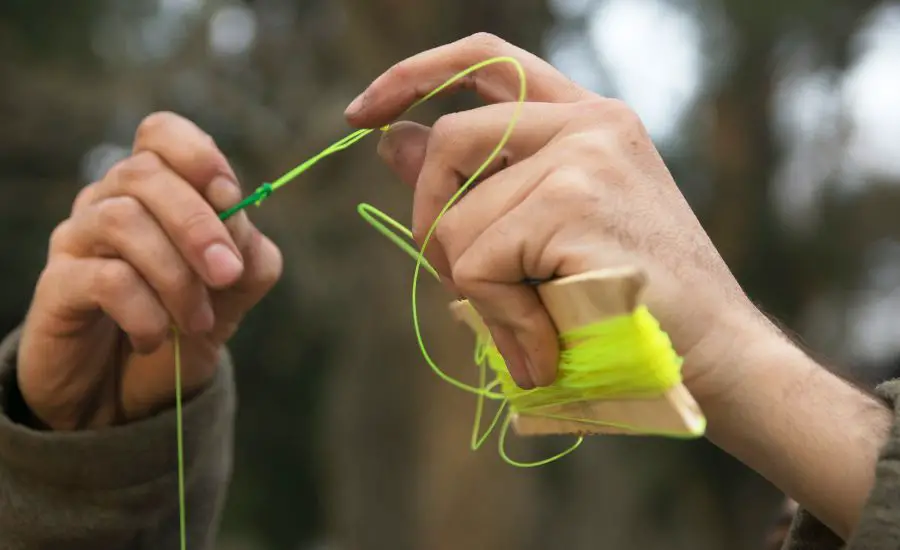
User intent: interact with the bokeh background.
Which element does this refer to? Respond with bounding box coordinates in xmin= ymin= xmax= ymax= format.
xmin=2 ymin=0 xmax=900 ymax=549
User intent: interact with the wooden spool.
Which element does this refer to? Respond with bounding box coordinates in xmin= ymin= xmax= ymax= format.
xmin=448 ymin=266 xmax=705 ymax=437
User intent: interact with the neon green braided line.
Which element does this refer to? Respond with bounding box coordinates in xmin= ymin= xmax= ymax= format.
xmin=171 ymin=57 xmax=530 ymax=549
xmin=172 ymin=326 xmax=186 ymax=550
xmin=398 ymin=57 xmax=591 ymax=466
xmin=350 ymin=57 xmax=592 ymax=466
xmin=346 ymin=57 xmax=701 ymax=467
xmin=408 ymin=56 xmax=529 ymax=398
xmin=486 ymin=306 xmax=683 ymax=410
xmin=169 ymin=54 xmax=701 ymax=548
xmin=270 ymin=129 xmax=376 ymax=192
xmin=356 ymin=204 xmax=440 ymax=282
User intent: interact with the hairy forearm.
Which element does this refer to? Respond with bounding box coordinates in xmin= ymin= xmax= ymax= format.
xmin=704 ymin=336 xmax=891 ymax=540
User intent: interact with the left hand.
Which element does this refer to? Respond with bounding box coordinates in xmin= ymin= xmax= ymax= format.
xmin=345 ymin=34 xmax=772 ymax=406
xmin=18 ymin=112 xmax=283 ymax=430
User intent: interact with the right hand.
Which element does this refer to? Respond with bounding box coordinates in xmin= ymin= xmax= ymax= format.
xmin=18 ymin=112 xmax=283 ymax=431
xmin=346 ymin=33 xmax=777 ymax=401
xmin=349 ymin=35 xmax=890 ymax=543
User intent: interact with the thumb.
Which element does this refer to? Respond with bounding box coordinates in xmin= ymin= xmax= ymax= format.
xmin=377 ymin=121 xmax=430 ymax=189
xmin=377 ymin=122 xmax=463 ymax=297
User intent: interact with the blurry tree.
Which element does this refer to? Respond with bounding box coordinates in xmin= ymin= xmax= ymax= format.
xmin=2 ymin=0 xmax=900 ymax=549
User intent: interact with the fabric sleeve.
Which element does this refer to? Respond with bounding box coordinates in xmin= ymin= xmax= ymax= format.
xmin=0 ymin=326 xmax=236 ymax=550
xmin=782 ymin=379 xmax=900 ymax=550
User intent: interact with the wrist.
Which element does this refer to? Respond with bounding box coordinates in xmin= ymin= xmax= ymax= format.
xmin=679 ymin=303 xmax=784 ymax=413
xmin=696 ymin=315 xmax=890 ymax=539
xmin=6 ymin=368 xmax=52 ymax=431
xmin=688 ymin=302 xmax=819 ymax=449
xmin=699 ymin=327 xmax=813 ymax=442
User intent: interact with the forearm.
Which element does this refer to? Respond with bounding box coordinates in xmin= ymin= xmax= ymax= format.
xmin=0 ymin=327 xmax=235 ymax=549
xmin=703 ymin=333 xmax=890 ymax=541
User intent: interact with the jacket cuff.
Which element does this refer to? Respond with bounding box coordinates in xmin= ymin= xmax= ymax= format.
xmin=782 ymin=378 xmax=900 ymax=550
xmin=0 ymin=326 xmax=235 ymax=491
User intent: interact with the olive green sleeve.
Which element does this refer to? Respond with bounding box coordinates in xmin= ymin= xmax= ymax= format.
xmin=0 ymin=327 xmax=235 ymax=550
xmin=782 ymin=379 xmax=900 ymax=550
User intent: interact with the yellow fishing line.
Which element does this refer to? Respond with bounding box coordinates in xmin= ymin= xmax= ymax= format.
xmin=478 ymin=307 xmax=703 ymax=435
xmin=355 ymin=58 xmax=703 ymax=468
xmin=173 ymin=326 xmax=186 ymax=550
xmin=170 ymin=54 xmax=703 ymax=547
xmin=487 ymin=307 xmax=682 ymax=408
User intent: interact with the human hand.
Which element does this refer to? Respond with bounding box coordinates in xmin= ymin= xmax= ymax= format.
xmin=18 ymin=112 xmax=283 ymax=431
xmin=346 ymin=34 xmax=775 ymax=403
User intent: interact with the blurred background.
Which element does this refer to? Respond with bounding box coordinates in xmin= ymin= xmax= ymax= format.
xmin=2 ymin=0 xmax=900 ymax=548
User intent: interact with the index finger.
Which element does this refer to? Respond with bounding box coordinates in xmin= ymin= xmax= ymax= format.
xmin=131 ymin=111 xmax=254 ymax=239
xmin=132 ymin=111 xmax=238 ymax=195
xmin=344 ymin=33 xmax=592 ymax=128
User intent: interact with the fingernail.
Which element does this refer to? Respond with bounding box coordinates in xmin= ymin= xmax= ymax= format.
xmin=514 ymin=332 xmax=552 ymax=387
xmin=485 ymin=322 xmax=536 ymax=389
xmin=190 ymin=301 xmax=215 ymax=333
xmin=502 ymin=350 xmax=535 ymax=390
xmin=510 ymin=361 xmax=536 ymax=390
xmin=376 ymin=122 xmax=429 ymax=188
xmin=204 ymin=243 xmax=243 ymax=286
xmin=376 ymin=128 xmax=396 ymax=160
xmin=523 ymin=356 xmax=543 ymax=387
xmin=345 ymin=92 xmax=365 ymax=116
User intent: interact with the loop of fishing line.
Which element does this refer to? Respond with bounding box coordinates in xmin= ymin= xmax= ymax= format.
xmin=170 ymin=56 xmax=691 ymax=549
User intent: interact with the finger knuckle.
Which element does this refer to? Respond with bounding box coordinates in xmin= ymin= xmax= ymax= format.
xmin=602 ymin=98 xmax=636 ymax=120
xmin=575 ymin=97 xmax=638 ymax=133
xmin=180 ymin=209 xmax=221 ymax=252
xmin=159 ymin=264 xmax=195 ymax=298
xmin=384 ymin=62 xmax=412 ymax=86
xmin=34 ymin=258 xmax=75 ymax=302
xmin=71 ymin=183 xmax=96 ymax=213
xmin=135 ymin=111 xmax=179 ymax=144
xmin=580 ymin=97 xmax=617 ymax=115
xmin=598 ymin=98 xmax=647 ymax=136
xmin=450 ymin=254 xmax=482 ymax=294
xmin=540 ymin=167 xmax=596 ymax=205
xmin=97 ymin=194 xmax=144 ymax=225
xmin=431 ymin=220 xmax=446 ymax=246
xmin=411 ymin=216 xmax=432 ymax=248
xmin=559 ymin=130 xmax=608 ymax=159
xmin=94 ymin=259 xmax=138 ymax=298
xmin=430 ymin=113 xmax=464 ymax=153
xmin=568 ymin=99 xmax=653 ymax=165
xmin=467 ymin=32 xmax=506 ymax=54
xmin=147 ymin=309 xmax=171 ymax=336
xmin=570 ymin=99 xmax=605 ymax=124
xmin=48 ymin=220 xmax=73 ymax=253
xmin=133 ymin=313 xmax=170 ymax=343
xmin=110 ymin=151 xmax=163 ymax=185
xmin=96 ymin=196 xmax=145 ymax=234
xmin=187 ymin=137 xmax=227 ymax=183
xmin=430 ymin=211 xmax=459 ymax=251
